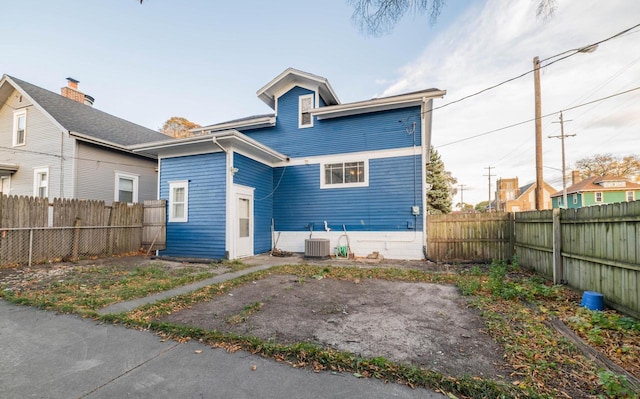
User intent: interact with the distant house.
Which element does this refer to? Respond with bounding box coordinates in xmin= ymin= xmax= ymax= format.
xmin=133 ymin=68 xmax=446 ymax=260
xmin=551 ymin=171 xmax=640 ymax=208
xmin=495 ymin=177 xmax=556 ymax=211
xmin=0 ymin=75 xmax=170 ymax=203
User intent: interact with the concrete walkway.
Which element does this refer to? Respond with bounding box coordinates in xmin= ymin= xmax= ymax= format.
xmin=0 ymin=301 xmax=445 ymax=398
xmin=97 ymin=262 xmax=278 ymax=315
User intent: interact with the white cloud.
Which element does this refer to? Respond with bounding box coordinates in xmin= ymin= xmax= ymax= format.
xmin=383 ymin=0 xmax=640 ymax=205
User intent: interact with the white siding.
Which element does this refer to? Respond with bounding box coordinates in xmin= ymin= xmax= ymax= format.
xmin=75 ymin=142 xmax=157 ymax=204
xmin=0 ymin=89 xmax=75 ymax=198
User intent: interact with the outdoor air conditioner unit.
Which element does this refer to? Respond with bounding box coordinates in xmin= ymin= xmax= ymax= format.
xmin=305 ymin=238 xmax=330 ymax=259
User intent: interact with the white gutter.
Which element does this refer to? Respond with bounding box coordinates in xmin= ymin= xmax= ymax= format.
xmin=69 ymin=131 xmax=156 ymax=159
xmin=190 ymin=115 xmax=276 ymax=134
xmin=311 ymin=90 xmax=446 ymax=119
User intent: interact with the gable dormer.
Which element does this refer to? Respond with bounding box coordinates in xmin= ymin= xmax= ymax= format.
xmin=256 ymin=68 xmax=340 ymax=128
xmin=594 ymin=176 xmax=628 ymax=188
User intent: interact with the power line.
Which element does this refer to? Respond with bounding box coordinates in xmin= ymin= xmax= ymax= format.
xmin=435 ymin=85 xmax=640 ymax=148
xmin=0 ymin=145 xmax=158 ymax=170
xmin=422 ymin=22 xmax=640 ymax=116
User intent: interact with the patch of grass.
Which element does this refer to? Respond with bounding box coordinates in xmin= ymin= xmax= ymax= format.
xmin=225 ymin=301 xmax=264 ymax=325
xmin=220 ymin=259 xmax=252 ymax=272
xmin=0 ymin=264 xmax=215 ymax=314
xmin=597 ymin=370 xmax=636 ymax=399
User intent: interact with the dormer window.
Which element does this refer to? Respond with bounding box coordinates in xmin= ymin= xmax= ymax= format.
xmin=299 ymin=94 xmax=314 ymax=128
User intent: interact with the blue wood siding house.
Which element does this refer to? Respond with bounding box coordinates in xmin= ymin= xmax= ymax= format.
xmin=133 ymin=69 xmax=445 ymax=260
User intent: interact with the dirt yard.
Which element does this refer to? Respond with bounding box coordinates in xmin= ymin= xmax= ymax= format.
xmin=161 ymin=272 xmax=512 ymax=379
xmin=0 ymin=255 xmax=513 ymax=380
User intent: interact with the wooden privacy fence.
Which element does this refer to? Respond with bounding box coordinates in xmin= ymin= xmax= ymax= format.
xmin=426 ymin=202 xmax=640 ymax=317
xmin=427 ymin=212 xmax=514 ymax=262
xmin=0 ymin=195 xmax=166 ymax=267
xmin=515 ymin=202 xmax=640 ymax=318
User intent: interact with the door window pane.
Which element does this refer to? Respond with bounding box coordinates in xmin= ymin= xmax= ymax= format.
xmin=239 ymin=198 xmax=250 ymax=237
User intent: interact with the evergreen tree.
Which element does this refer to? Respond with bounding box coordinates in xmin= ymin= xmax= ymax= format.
xmin=426 ymin=147 xmax=456 ymax=214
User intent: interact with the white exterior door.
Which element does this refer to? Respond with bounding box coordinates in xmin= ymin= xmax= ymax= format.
xmin=235 ymin=186 xmax=254 ymax=258
xmin=0 ymin=177 xmax=10 ymax=195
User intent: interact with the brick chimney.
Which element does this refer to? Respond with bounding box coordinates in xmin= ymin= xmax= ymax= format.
xmin=61 ymin=78 xmax=94 ymax=106
xmin=572 ymin=170 xmax=581 ymax=185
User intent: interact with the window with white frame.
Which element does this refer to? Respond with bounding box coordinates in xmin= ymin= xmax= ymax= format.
xmin=13 ymin=110 xmax=27 ymax=146
xmin=627 ymin=191 xmax=635 ymax=202
xmin=169 ymin=180 xmax=188 ymax=222
xmin=299 ymin=94 xmax=314 ymax=128
xmin=321 ymin=160 xmax=368 ymax=189
xmin=595 ymin=192 xmax=603 ymax=203
xmin=114 ymin=172 xmax=139 ymax=203
xmin=573 ymin=194 xmax=578 ymax=204
xmin=33 ymin=167 xmax=49 ymax=198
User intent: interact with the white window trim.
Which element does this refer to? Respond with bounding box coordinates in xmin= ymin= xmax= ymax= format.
xmin=320 ymin=159 xmax=369 ymax=189
xmin=298 ymin=94 xmax=314 ymax=129
xmin=626 ymin=191 xmax=635 ymax=202
xmin=168 ymin=180 xmax=189 ymax=222
xmin=13 ymin=109 xmax=27 ymax=147
xmin=594 ymin=191 xmax=603 ymax=203
xmin=572 ymin=193 xmax=578 ymax=204
xmin=33 ymin=166 xmax=49 ymax=198
xmin=114 ymin=171 xmax=139 ymax=203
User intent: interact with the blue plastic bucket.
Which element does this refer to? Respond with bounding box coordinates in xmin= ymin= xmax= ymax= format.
xmin=580 ymin=291 xmax=605 ymax=311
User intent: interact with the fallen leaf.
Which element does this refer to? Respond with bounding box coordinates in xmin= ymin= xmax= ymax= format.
xmin=353 ymin=373 xmax=363 ymax=378
xmin=251 ymin=365 xmax=257 ymax=371
xmin=194 ymin=350 xmax=202 ymax=354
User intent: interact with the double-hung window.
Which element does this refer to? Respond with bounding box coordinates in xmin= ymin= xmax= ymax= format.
xmin=13 ymin=110 xmax=27 ymax=146
xmin=627 ymin=191 xmax=635 ymax=202
xmin=115 ymin=172 xmax=139 ymax=203
xmin=33 ymin=167 xmax=49 ymax=198
xmin=299 ymin=94 xmax=314 ymax=128
xmin=169 ymin=180 xmax=188 ymax=222
xmin=595 ymin=192 xmax=603 ymax=203
xmin=321 ymin=160 xmax=368 ymax=189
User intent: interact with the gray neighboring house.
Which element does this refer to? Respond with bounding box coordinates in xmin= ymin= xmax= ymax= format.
xmin=0 ymin=75 xmax=171 ymax=203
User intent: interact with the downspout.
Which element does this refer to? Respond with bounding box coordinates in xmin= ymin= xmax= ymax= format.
xmin=212 ymin=136 xmax=227 ymax=154
xmin=60 ymin=131 xmax=65 ymax=198
xmin=213 ymin=136 xmax=233 ymax=259
xmin=422 ymin=97 xmax=434 ymax=259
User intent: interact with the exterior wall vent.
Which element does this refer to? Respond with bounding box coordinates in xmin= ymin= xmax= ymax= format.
xmin=305 ymin=238 xmax=330 ymax=258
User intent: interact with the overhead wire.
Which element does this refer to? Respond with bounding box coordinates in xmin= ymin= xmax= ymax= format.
xmin=435 ymin=85 xmax=640 ymax=148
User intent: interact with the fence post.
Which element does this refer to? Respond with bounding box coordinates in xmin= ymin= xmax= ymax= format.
xmin=28 ymin=228 xmax=33 ymax=267
xmin=552 ymin=208 xmax=563 ymax=285
xmin=72 ymin=218 xmax=81 ymax=260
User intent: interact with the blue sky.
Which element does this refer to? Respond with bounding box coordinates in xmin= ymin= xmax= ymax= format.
xmin=2 ymin=0 xmax=639 ymax=205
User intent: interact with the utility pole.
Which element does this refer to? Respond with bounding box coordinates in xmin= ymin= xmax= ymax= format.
xmin=550 ymin=111 xmax=575 ymax=209
xmin=458 ymin=184 xmax=466 ymax=211
xmin=484 ymin=166 xmax=494 ymax=212
xmin=533 ymin=56 xmax=544 ymax=210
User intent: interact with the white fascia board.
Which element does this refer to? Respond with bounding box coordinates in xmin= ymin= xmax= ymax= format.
xmin=69 ymin=131 xmax=160 ymax=159
xmin=190 ymin=116 xmax=276 ymax=134
xmin=216 ymin=131 xmax=287 ymax=163
xmin=274 ymin=146 xmax=420 ymax=167
xmin=256 ymin=68 xmax=340 ymax=109
xmin=311 ymin=90 xmax=446 ymax=120
xmin=133 ymin=130 xmax=287 ymax=164
xmin=2 ymin=76 xmax=69 ymax=134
